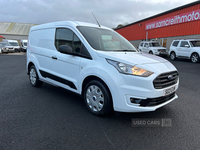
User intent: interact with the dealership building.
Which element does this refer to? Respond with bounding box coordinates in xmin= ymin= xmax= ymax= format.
xmin=0 ymin=22 xmax=36 ymax=42
xmin=115 ymin=1 xmax=200 ymax=50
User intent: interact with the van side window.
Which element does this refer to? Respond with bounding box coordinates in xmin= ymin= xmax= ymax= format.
xmin=55 ymin=28 xmax=83 ymax=54
xmin=73 ymin=34 xmax=81 ymax=53
xmin=55 ymin=28 xmax=91 ymax=59
xmin=55 ymin=28 xmax=73 ymax=50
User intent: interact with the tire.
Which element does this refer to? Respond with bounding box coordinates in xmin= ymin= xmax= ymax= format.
xmin=170 ymin=52 xmax=176 ymax=60
xmin=190 ymin=53 xmax=199 ymax=63
xmin=29 ymin=65 xmax=43 ymax=87
xmin=149 ymin=51 xmax=153 ymax=54
xmin=84 ymin=80 xmax=113 ymax=116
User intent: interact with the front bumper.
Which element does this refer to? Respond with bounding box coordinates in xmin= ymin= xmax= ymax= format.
xmin=8 ymin=49 xmax=15 ymax=52
xmin=111 ymin=71 xmax=179 ymax=112
xmin=155 ymin=51 xmax=167 ymax=56
xmin=2 ymin=49 xmax=8 ymax=53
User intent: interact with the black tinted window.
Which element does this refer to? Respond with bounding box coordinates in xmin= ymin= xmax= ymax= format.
xmin=149 ymin=42 xmax=160 ymax=47
xmin=172 ymin=41 xmax=179 ymax=47
xmin=140 ymin=43 xmax=143 ymax=46
xmin=55 ymin=28 xmax=73 ymax=49
xmin=189 ymin=41 xmax=200 ymax=47
xmin=144 ymin=43 xmax=148 ymax=47
xmin=73 ymin=34 xmax=81 ymax=53
xmin=180 ymin=41 xmax=189 ymax=47
xmin=55 ymin=28 xmax=91 ymax=58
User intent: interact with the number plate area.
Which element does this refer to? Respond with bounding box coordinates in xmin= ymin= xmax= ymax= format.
xmin=163 ymin=86 xmax=176 ymax=96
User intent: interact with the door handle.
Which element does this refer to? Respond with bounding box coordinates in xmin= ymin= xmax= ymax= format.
xmin=52 ymin=56 xmax=57 ymax=60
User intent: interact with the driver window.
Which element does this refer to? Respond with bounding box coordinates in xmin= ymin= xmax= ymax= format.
xmin=73 ymin=34 xmax=81 ymax=53
xmin=55 ymin=28 xmax=82 ymax=54
xmin=55 ymin=28 xmax=73 ymax=50
xmin=180 ymin=41 xmax=189 ymax=47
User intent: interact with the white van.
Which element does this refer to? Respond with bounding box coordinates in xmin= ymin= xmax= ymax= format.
xmin=2 ymin=39 xmax=20 ymax=52
xmin=26 ymin=21 xmax=179 ymax=116
xmin=20 ymin=39 xmax=28 ymax=52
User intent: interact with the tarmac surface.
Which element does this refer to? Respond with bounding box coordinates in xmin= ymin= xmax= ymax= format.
xmin=0 ymin=53 xmax=200 ymax=150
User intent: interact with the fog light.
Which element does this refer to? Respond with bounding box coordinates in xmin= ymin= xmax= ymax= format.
xmin=130 ymin=98 xmax=143 ymax=104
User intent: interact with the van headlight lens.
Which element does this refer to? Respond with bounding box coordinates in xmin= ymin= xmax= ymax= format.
xmin=107 ymin=59 xmax=153 ymax=77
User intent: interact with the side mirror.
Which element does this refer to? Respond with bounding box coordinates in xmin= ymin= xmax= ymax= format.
xmin=185 ymin=45 xmax=190 ymax=48
xmin=59 ymin=45 xmax=72 ymax=54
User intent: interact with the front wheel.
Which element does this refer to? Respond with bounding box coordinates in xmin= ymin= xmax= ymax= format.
xmin=84 ymin=80 xmax=113 ymax=116
xmin=190 ymin=53 xmax=199 ymax=63
xmin=149 ymin=51 xmax=153 ymax=54
xmin=29 ymin=65 xmax=43 ymax=87
xmin=170 ymin=52 xmax=176 ymax=60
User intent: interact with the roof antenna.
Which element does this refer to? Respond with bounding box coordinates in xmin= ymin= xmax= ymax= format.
xmin=91 ymin=12 xmax=101 ymax=27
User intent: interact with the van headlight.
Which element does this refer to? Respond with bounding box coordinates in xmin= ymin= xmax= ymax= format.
xmin=106 ymin=59 xmax=153 ymax=77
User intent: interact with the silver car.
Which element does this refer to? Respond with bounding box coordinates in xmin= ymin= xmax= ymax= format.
xmin=0 ymin=42 xmax=15 ymax=53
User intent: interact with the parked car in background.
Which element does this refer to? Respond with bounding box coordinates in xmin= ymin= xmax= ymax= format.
xmin=2 ymin=39 xmax=20 ymax=52
xmin=169 ymin=39 xmax=200 ymax=63
xmin=0 ymin=42 xmax=15 ymax=53
xmin=26 ymin=21 xmax=179 ymax=116
xmin=138 ymin=41 xmax=167 ymax=56
xmin=20 ymin=39 xmax=28 ymax=52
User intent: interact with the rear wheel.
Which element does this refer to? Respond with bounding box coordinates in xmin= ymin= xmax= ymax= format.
xmin=170 ymin=52 xmax=176 ymax=60
xmin=29 ymin=65 xmax=43 ymax=87
xmin=84 ymin=80 xmax=112 ymax=116
xmin=190 ymin=53 xmax=199 ymax=63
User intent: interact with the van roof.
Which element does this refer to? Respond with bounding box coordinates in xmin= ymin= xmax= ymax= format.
xmin=30 ymin=21 xmax=110 ymax=31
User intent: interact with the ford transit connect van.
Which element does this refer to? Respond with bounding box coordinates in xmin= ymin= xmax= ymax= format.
xmin=26 ymin=21 xmax=179 ymax=116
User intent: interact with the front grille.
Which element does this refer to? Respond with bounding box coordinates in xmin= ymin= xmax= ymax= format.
xmin=153 ymin=71 xmax=178 ymax=89
xmin=139 ymin=92 xmax=176 ymax=107
xmin=158 ymin=49 xmax=166 ymax=52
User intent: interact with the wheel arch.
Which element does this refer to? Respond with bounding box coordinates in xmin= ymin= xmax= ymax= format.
xmin=170 ymin=51 xmax=176 ymax=55
xmin=27 ymin=62 xmax=35 ymax=75
xmin=81 ymin=75 xmax=113 ymax=106
xmin=149 ymin=50 xmax=153 ymax=54
xmin=190 ymin=52 xmax=199 ymax=63
xmin=190 ymin=52 xmax=199 ymax=58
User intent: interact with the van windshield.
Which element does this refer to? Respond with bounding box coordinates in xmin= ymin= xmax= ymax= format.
xmin=9 ymin=42 xmax=19 ymax=46
xmin=2 ymin=43 xmax=12 ymax=46
xmin=149 ymin=42 xmax=161 ymax=47
xmin=24 ymin=42 xmax=27 ymax=46
xmin=77 ymin=26 xmax=137 ymax=52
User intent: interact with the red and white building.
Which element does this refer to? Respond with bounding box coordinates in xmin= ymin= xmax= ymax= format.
xmin=115 ymin=1 xmax=200 ymax=49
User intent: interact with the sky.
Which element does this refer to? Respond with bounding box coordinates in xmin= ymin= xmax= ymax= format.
xmin=0 ymin=0 xmax=198 ymax=28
